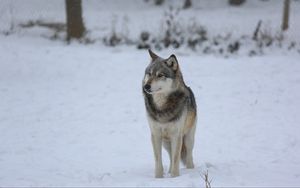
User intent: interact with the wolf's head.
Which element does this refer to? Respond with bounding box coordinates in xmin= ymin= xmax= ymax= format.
xmin=142 ymin=50 xmax=184 ymax=95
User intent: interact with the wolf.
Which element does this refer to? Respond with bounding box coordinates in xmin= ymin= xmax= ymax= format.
xmin=142 ymin=49 xmax=197 ymax=178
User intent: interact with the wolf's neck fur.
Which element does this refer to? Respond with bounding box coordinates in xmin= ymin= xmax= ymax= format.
xmin=144 ymin=88 xmax=187 ymax=123
xmin=152 ymin=93 xmax=168 ymax=109
xmin=152 ymin=85 xmax=185 ymax=109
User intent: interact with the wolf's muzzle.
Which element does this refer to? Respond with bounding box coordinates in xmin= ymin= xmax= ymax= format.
xmin=144 ymin=84 xmax=151 ymax=93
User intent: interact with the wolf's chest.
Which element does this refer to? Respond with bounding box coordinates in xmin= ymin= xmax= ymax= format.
xmin=148 ymin=108 xmax=187 ymax=139
xmin=160 ymin=122 xmax=181 ymax=139
xmin=145 ymin=91 xmax=187 ymax=123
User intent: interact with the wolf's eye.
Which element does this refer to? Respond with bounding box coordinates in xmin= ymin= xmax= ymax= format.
xmin=157 ymin=73 xmax=165 ymax=78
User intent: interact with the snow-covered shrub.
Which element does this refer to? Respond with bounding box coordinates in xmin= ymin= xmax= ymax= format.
xmin=102 ymin=9 xmax=299 ymax=56
xmin=103 ymin=32 xmax=122 ymax=46
xmin=137 ymin=12 xmax=299 ymax=57
xmin=18 ymin=19 xmax=67 ymax=41
xmin=103 ymin=15 xmax=131 ymax=46
xmin=137 ymin=31 xmax=151 ymax=49
xmin=143 ymin=7 xmax=208 ymax=51
xmin=0 ymin=3 xmax=16 ymax=36
xmin=186 ymin=18 xmax=208 ymax=50
xmin=247 ymin=22 xmax=299 ymax=56
xmin=255 ymin=23 xmax=284 ymax=48
xmin=160 ymin=6 xmax=184 ymax=48
xmin=18 ymin=19 xmax=95 ymax=44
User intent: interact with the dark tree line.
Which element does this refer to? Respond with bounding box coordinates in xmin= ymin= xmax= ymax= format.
xmin=64 ymin=0 xmax=291 ymax=42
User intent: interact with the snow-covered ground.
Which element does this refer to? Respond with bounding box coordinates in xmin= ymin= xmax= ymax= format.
xmin=0 ymin=0 xmax=300 ymax=187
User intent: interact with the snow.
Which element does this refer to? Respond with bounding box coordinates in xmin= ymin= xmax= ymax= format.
xmin=0 ymin=0 xmax=300 ymax=187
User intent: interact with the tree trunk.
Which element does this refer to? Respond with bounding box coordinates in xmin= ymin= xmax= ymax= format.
xmin=281 ymin=0 xmax=290 ymax=31
xmin=154 ymin=0 xmax=164 ymax=6
xmin=183 ymin=0 xmax=192 ymax=9
xmin=228 ymin=0 xmax=245 ymax=6
xmin=65 ymin=0 xmax=85 ymax=41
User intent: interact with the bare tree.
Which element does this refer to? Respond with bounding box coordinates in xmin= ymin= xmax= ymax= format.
xmin=281 ymin=0 xmax=290 ymax=31
xmin=252 ymin=20 xmax=262 ymax=40
xmin=65 ymin=0 xmax=85 ymax=41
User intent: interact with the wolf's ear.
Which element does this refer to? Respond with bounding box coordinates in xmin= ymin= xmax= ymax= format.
xmin=148 ymin=49 xmax=159 ymax=61
xmin=165 ymin=54 xmax=178 ymax=71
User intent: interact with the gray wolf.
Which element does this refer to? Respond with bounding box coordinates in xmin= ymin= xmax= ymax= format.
xmin=142 ymin=49 xmax=197 ymax=178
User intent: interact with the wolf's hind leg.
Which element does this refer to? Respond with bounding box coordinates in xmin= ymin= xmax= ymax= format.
xmin=183 ymin=127 xmax=195 ymax=169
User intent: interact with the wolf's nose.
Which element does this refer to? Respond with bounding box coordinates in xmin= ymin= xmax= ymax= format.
xmin=144 ymin=84 xmax=151 ymax=92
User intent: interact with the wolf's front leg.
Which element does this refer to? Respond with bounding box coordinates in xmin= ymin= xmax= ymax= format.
xmin=151 ymin=134 xmax=163 ymax=178
xmin=170 ymin=134 xmax=183 ymax=177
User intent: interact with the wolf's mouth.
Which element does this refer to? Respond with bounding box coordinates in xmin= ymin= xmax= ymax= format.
xmin=144 ymin=88 xmax=161 ymax=94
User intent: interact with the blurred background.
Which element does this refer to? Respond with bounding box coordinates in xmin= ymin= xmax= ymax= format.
xmin=0 ymin=0 xmax=299 ymax=55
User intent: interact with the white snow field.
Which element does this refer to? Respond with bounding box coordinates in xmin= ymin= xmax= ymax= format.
xmin=1 ymin=0 xmax=300 ymax=187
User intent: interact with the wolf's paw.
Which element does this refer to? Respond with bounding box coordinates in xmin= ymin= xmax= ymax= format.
xmin=170 ymin=171 xmax=179 ymax=177
xmin=155 ymin=173 xmax=164 ymax=178
xmin=155 ymin=168 xmax=164 ymax=178
xmin=186 ymin=162 xmax=194 ymax=169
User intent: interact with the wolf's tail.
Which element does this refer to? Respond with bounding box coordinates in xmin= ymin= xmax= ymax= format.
xmin=181 ymin=137 xmax=187 ymax=166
